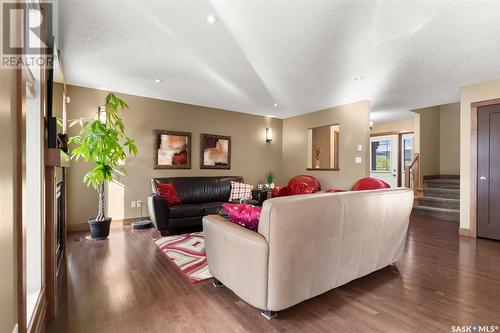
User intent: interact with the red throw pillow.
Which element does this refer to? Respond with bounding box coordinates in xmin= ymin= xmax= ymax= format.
xmin=156 ymin=183 xmax=182 ymax=206
xmin=351 ymin=177 xmax=391 ymax=191
xmin=222 ymin=203 xmax=261 ymax=231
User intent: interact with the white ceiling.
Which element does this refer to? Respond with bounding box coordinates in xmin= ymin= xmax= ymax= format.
xmin=59 ymin=1 xmax=500 ymax=122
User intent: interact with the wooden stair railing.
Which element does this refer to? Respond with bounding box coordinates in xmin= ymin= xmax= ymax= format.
xmin=405 ymin=153 xmax=421 ymax=195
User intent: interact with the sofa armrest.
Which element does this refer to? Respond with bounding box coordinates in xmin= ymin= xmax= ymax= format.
xmin=203 ymin=215 xmax=269 ymax=310
xmin=252 ymin=189 xmax=268 ymax=206
xmin=148 ymin=194 xmax=170 ymax=233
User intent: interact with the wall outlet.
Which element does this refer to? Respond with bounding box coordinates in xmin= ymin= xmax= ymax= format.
xmin=137 ymin=200 xmax=142 ymax=208
xmin=131 ymin=201 xmax=136 ymax=208
xmin=355 ymin=156 xmax=362 ymax=164
xmin=357 ymin=144 xmax=363 ymax=152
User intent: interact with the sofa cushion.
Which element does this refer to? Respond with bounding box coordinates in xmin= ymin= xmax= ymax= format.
xmin=223 ymin=203 xmax=261 ymax=231
xmin=169 ymin=204 xmax=205 ymax=219
xmin=200 ymin=202 xmax=225 ymax=215
xmin=156 ymin=183 xmax=181 ymax=205
xmin=229 ymin=181 xmax=254 ymax=201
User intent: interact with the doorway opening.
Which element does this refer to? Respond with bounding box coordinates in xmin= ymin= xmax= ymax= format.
xmin=370 ymin=132 xmax=414 ymax=188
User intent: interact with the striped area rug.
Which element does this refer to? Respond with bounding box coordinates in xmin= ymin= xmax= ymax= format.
xmin=153 ymin=232 xmax=212 ymax=283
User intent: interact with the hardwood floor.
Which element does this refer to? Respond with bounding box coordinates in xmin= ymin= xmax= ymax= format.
xmin=46 ymin=215 xmax=500 ymax=333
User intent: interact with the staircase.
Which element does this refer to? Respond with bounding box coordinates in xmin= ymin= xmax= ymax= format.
xmin=412 ymin=177 xmax=460 ymax=222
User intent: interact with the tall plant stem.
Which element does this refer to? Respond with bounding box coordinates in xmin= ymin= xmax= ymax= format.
xmin=96 ymin=184 xmax=105 ymax=221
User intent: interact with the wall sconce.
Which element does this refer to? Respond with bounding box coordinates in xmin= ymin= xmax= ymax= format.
xmin=369 ymin=121 xmax=374 ymax=130
xmin=266 ymin=127 xmax=273 ymax=142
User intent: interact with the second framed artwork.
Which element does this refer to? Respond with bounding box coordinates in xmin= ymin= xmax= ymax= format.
xmin=200 ymin=133 xmax=231 ymax=169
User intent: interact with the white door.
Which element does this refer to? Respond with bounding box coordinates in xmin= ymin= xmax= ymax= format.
xmin=370 ymin=135 xmax=398 ymax=187
xmin=400 ymin=133 xmax=414 ymax=187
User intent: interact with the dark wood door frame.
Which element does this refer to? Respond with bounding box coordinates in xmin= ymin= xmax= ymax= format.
xmin=468 ymin=98 xmax=500 ymax=238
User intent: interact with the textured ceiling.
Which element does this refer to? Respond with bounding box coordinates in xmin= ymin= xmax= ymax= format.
xmin=59 ymin=1 xmax=500 ymax=121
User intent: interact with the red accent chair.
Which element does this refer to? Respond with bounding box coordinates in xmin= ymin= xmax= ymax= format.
xmin=351 ymin=177 xmax=391 ymax=191
xmin=272 ymin=175 xmax=321 ymax=197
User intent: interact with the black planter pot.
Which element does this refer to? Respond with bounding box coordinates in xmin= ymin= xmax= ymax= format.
xmin=88 ymin=218 xmax=112 ymax=240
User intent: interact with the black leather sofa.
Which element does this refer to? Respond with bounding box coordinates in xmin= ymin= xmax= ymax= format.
xmin=148 ymin=176 xmax=267 ymax=235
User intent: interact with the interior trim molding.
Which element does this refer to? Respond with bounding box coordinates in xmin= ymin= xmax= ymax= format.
xmin=26 ymin=289 xmax=47 ymax=333
xmin=370 ymin=130 xmax=413 ymax=137
xmin=469 ymin=98 xmax=500 ymax=239
xmin=67 ymin=217 xmax=143 ymax=233
xmin=459 ymin=228 xmax=472 ymax=237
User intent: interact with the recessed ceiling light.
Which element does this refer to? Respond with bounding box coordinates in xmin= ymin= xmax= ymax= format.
xmin=154 ymin=79 xmax=163 ymax=83
xmin=206 ymin=15 xmax=217 ymax=24
xmin=273 ymin=103 xmax=279 ymax=107
xmin=354 ymin=76 xmax=364 ymax=81
xmin=265 ymin=115 xmax=275 ymax=118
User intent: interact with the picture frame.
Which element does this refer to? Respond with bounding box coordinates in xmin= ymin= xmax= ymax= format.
xmin=200 ymin=133 xmax=231 ymax=169
xmin=153 ymin=130 xmax=191 ymax=169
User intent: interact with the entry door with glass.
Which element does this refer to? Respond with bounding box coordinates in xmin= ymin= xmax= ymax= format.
xmin=370 ymin=135 xmax=398 ymax=188
xmin=400 ymin=133 xmax=414 ymax=187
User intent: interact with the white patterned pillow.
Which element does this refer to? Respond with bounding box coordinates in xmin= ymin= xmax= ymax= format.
xmin=229 ymin=181 xmax=254 ymax=202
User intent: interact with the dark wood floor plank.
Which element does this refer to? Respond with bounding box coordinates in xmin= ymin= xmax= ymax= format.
xmin=47 ymin=215 xmax=500 ymax=332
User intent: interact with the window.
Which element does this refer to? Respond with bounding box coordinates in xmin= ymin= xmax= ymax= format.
xmin=371 ymin=140 xmax=391 ymax=171
xmin=403 ymin=137 xmax=413 ymax=167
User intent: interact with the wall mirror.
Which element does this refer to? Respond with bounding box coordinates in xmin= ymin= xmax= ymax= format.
xmin=307 ymin=124 xmax=340 ymax=170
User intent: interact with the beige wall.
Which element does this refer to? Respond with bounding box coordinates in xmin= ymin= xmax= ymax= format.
xmin=370 ymin=118 xmax=415 ymax=135
xmin=460 ymin=78 xmax=500 ymax=230
xmin=282 ymin=100 xmax=370 ymax=190
xmin=439 ymin=102 xmax=460 ymax=175
xmin=413 ymin=106 xmax=441 ymax=181
xmin=411 ymin=102 xmax=460 ymax=182
xmin=65 ymin=84 xmax=283 ymax=225
xmin=0 ymin=69 xmax=18 ymax=333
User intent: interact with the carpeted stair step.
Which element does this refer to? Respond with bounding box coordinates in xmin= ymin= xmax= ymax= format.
xmin=412 ymin=205 xmax=459 ymax=222
xmin=424 ymin=179 xmax=460 ymax=189
xmin=418 ymin=196 xmax=460 ymax=209
xmin=423 ymin=188 xmax=460 ymax=199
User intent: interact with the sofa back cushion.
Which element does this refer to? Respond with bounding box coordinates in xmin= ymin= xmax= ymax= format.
xmin=152 ymin=176 xmax=243 ymax=204
xmin=258 ymin=188 xmax=413 ymax=311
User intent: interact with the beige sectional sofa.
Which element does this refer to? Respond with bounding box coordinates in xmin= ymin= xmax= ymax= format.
xmin=202 ymin=188 xmax=414 ymax=319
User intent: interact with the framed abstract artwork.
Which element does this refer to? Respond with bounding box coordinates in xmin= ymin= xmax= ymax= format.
xmin=200 ymin=133 xmax=231 ymax=169
xmin=153 ymin=130 xmax=191 ymax=169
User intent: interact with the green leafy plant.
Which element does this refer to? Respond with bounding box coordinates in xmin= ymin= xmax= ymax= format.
xmin=69 ymin=93 xmax=138 ymax=222
xmin=266 ymin=172 xmax=274 ymax=185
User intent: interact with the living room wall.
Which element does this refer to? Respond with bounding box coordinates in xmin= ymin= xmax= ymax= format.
xmin=460 ymin=78 xmax=500 ymax=231
xmin=64 ymin=84 xmax=283 ymax=225
xmin=282 ymin=100 xmax=370 ymax=190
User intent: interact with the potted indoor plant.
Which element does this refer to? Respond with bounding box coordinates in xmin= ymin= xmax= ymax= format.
xmin=69 ymin=93 xmax=138 ymax=240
